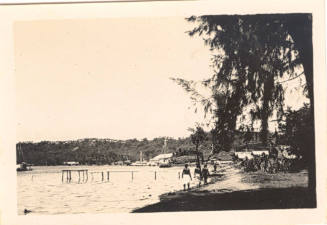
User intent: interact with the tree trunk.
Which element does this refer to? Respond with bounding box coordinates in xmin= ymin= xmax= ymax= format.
xmin=287 ymin=14 xmax=316 ymax=203
xmin=261 ymin=110 xmax=269 ymax=145
xmin=260 ymin=76 xmax=273 ymax=146
xmin=195 ymin=144 xmax=202 ymax=176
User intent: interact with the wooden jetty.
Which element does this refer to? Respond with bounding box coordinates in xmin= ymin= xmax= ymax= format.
xmin=61 ymin=169 xmax=163 ymax=183
xmin=62 ymin=169 xmax=88 ymax=183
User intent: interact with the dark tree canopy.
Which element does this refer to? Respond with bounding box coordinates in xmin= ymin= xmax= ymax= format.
xmin=189 ymin=125 xmax=207 ymax=168
xmin=190 ymin=126 xmax=207 ymax=148
xmin=279 ymin=104 xmax=313 ymax=163
xmin=173 ymin=13 xmax=313 ymax=148
xmin=187 ymin=14 xmax=313 ymax=105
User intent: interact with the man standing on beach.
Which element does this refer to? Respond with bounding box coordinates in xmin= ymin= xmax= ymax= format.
xmin=182 ymin=164 xmax=192 ymax=191
xmin=194 ymin=163 xmax=202 ymax=187
xmin=202 ymin=164 xmax=210 ymax=185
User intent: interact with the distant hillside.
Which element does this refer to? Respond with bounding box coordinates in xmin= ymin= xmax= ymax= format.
xmin=16 ymin=137 xmax=213 ymax=166
xmin=16 ymin=130 xmax=271 ymax=165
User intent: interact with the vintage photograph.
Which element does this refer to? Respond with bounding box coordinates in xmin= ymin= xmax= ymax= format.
xmin=15 ymin=13 xmax=317 ymax=215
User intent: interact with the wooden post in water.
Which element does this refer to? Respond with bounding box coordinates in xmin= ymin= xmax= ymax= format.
xmin=101 ymin=172 xmax=104 ymax=181
xmin=178 ymin=172 xmax=180 ymax=179
xmin=62 ymin=171 xmax=64 ymax=182
xmin=69 ymin=170 xmax=72 ymax=182
xmin=131 ymin=171 xmax=134 ymax=181
xmin=154 ymin=171 xmax=157 ymax=180
xmin=86 ymin=170 xmax=88 ymax=182
xmin=107 ymin=171 xmax=110 ymax=181
xmin=82 ymin=170 xmax=85 ymax=181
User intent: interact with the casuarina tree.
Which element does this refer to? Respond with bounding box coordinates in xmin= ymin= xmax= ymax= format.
xmin=172 ymin=13 xmax=315 ymax=194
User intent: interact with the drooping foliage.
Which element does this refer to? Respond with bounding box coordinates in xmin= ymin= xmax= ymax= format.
xmin=173 ymin=13 xmax=315 ymax=192
xmin=172 ymin=13 xmax=313 ymax=149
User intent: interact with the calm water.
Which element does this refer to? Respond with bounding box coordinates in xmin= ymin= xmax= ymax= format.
xmin=17 ymin=165 xmax=202 ymax=215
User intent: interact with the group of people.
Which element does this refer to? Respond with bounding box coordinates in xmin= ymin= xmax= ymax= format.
xmin=181 ymin=163 xmax=211 ymax=191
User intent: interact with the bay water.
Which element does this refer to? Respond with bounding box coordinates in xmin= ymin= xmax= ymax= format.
xmin=17 ymin=165 xmax=200 ymax=215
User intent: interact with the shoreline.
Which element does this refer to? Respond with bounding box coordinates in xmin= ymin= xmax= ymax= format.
xmin=132 ymin=164 xmax=316 ymax=213
xmin=132 ymin=187 xmax=316 ymax=213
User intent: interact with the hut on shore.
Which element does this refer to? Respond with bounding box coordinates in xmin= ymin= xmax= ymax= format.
xmin=63 ymin=161 xmax=79 ymax=166
xmin=149 ymin=153 xmax=173 ymax=165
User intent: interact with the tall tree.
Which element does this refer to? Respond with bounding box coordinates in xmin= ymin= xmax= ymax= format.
xmin=189 ymin=126 xmax=207 ymax=170
xmin=173 ymin=14 xmax=315 ymax=194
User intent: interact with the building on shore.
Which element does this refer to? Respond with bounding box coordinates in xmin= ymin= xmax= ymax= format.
xmin=63 ymin=161 xmax=79 ymax=166
xmin=149 ymin=153 xmax=173 ymax=165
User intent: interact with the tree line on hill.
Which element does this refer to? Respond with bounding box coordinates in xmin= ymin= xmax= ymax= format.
xmin=16 ymin=136 xmax=213 ymax=166
xmin=16 ymin=102 xmax=310 ymax=167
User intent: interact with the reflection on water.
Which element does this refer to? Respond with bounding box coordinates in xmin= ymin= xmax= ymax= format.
xmin=17 ymin=165 xmax=199 ymax=215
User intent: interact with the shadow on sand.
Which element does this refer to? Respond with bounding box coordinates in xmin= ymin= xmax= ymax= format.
xmin=132 ymin=187 xmax=316 ymax=213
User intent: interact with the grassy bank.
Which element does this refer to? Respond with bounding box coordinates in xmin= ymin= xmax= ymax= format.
xmin=241 ymin=169 xmax=308 ymax=189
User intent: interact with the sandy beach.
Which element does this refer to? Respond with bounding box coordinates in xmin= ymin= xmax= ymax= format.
xmin=132 ymin=164 xmax=315 ymax=212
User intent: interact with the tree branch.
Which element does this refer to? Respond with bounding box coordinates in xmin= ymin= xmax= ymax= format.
xmin=277 ymin=71 xmax=304 ymax=84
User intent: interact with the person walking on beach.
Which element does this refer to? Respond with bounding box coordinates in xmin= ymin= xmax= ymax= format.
xmin=194 ymin=164 xmax=202 ymax=187
xmin=182 ymin=164 xmax=192 ymax=191
xmin=202 ymin=164 xmax=210 ymax=185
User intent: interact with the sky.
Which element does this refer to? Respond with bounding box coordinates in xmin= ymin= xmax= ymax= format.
xmin=14 ymin=17 xmax=308 ymax=142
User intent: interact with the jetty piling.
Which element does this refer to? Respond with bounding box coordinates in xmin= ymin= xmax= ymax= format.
xmin=61 ymin=169 xmax=88 ymax=183
xmin=155 ymin=171 xmax=157 ymax=180
xmin=61 ymin=170 xmax=143 ymax=183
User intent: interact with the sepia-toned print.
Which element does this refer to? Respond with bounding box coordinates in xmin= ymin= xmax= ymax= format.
xmin=15 ymin=13 xmax=316 ymax=215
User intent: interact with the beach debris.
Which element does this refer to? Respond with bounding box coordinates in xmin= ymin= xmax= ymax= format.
xmin=24 ymin=209 xmax=32 ymax=214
